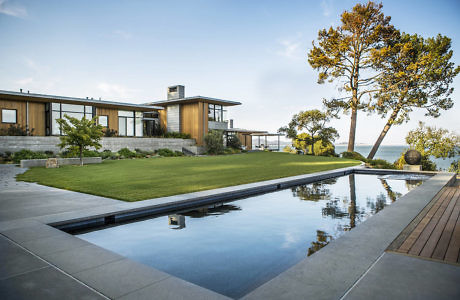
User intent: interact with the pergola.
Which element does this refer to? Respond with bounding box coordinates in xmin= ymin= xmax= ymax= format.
xmin=248 ymin=132 xmax=283 ymax=151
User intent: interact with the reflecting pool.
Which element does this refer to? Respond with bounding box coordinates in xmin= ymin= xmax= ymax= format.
xmin=77 ymin=174 xmax=425 ymax=298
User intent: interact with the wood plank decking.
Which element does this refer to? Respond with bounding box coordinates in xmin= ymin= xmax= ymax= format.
xmin=388 ymin=179 xmax=460 ymax=264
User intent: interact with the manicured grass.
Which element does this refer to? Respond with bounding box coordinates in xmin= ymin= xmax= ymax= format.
xmin=17 ymin=152 xmax=360 ymax=201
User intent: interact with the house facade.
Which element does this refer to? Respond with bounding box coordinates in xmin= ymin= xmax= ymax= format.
xmin=0 ymin=86 xmax=269 ymax=148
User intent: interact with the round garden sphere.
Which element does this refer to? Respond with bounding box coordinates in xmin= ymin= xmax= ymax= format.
xmin=404 ymin=150 xmax=422 ymax=165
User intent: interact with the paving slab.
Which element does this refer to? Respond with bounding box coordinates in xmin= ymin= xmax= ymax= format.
xmin=344 ymin=252 xmax=460 ymax=300
xmin=0 ymin=266 xmax=106 ymax=300
xmin=73 ymin=258 xmax=171 ymax=299
xmin=118 ymin=276 xmax=232 ymax=300
xmin=1 ymin=223 xmax=68 ymax=243
xmin=0 ymin=235 xmax=48 ymax=280
xmin=20 ymin=233 xmax=92 ymax=256
xmin=41 ymin=244 xmax=124 ymax=274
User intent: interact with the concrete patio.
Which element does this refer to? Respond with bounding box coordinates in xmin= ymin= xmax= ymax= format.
xmin=0 ymin=164 xmax=459 ymax=299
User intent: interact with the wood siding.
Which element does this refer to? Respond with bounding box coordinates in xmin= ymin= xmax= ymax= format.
xmin=28 ymin=102 xmax=45 ymax=136
xmin=96 ymin=107 xmax=119 ymax=134
xmin=0 ymin=100 xmax=26 ymax=132
xmin=159 ymin=109 xmax=167 ymax=130
xmin=180 ymin=102 xmax=207 ymax=146
xmin=238 ymin=133 xmax=252 ymax=150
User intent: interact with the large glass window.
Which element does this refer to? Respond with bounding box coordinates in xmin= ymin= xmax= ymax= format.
xmin=99 ymin=115 xmax=108 ymax=127
xmin=208 ymin=104 xmax=226 ymax=122
xmin=50 ymin=103 xmax=94 ymax=135
xmin=1 ymin=109 xmax=17 ymax=123
xmin=118 ymin=110 xmax=143 ymax=137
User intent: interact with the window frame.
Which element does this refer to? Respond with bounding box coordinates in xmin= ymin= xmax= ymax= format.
xmin=1 ymin=109 xmax=17 ymax=124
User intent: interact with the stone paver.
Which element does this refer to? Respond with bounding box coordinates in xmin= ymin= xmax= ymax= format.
xmin=0 ymin=164 xmax=458 ymax=299
xmin=344 ymin=252 xmax=460 ymax=300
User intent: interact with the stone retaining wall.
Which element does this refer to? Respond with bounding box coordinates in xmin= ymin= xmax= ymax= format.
xmin=20 ymin=157 xmax=102 ymax=168
xmin=0 ymin=136 xmax=196 ymax=153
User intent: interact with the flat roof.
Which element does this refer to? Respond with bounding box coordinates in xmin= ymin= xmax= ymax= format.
xmin=148 ymin=96 xmax=241 ymax=107
xmin=225 ymin=128 xmax=268 ymax=134
xmin=0 ymin=90 xmax=163 ymax=111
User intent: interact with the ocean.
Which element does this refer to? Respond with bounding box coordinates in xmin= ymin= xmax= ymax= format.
xmin=334 ymin=145 xmax=457 ymax=171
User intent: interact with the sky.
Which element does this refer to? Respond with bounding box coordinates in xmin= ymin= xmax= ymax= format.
xmin=1 ymin=0 xmax=459 ymax=145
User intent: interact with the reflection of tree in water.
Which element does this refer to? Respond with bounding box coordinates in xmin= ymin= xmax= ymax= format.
xmin=181 ymin=203 xmax=241 ymax=218
xmin=321 ymin=174 xmax=359 ymax=232
xmin=405 ymin=180 xmax=422 ymax=191
xmin=292 ymin=178 xmax=338 ymax=201
xmin=366 ymin=194 xmax=387 ymax=214
xmin=379 ymin=179 xmax=401 ymax=202
xmin=307 ymin=230 xmax=333 ymax=256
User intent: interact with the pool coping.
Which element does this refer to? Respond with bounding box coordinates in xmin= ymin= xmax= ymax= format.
xmin=1 ymin=166 xmax=455 ymax=299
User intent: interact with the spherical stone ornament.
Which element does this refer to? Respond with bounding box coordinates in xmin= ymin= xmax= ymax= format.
xmin=404 ymin=150 xmax=422 ymax=165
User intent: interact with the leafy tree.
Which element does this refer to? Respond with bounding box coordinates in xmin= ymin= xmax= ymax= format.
xmin=56 ymin=114 xmax=104 ymax=166
xmin=367 ymin=33 xmax=459 ymax=159
xmin=204 ymin=130 xmax=224 ymax=155
xmin=293 ymin=133 xmax=336 ymax=156
xmin=308 ymin=1 xmax=396 ymax=152
xmin=279 ymin=109 xmax=338 ymax=156
xmin=406 ymin=122 xmax=459 ymax=159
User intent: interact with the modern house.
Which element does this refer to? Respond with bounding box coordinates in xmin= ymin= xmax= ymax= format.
xmin=0 ymin=86 xmax=278 ymax=149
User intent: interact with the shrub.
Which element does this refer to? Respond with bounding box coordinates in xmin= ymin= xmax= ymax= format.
xmin=341 ymin=151 xmax=367 ymax=162
xmin=448 ymin=160 xmax=459 ymax=174
xmin=0 ymin=151 xmax=13 ymax=163
xmin=100 ymin=150 xmax=115 ymax=160
xmin=103 ymin=128 xmax=117 ymax=137
xmin=204 ymin=130 xmax=224 ymax=155
xmin=0 ymin=125 xmax=34 ymax=136
xmin=163 ymin=132 xmax=192 ymax=139
xmin=227 ymin=135 xmax=242 ymax=149
xmin=157 ymin=148 xmax=176 ymax=157
xmin=12 ymin=149 xmax=48 ymax=163
xmin=394 ymin=153 xmax=437 ymax=171
xmin=282 ymin=145 xmax=296 ymax=154
xmin=367 ymin=159 xmax=395 ymax=169
xmin=117 ymin=148 xmax=136 ymax=158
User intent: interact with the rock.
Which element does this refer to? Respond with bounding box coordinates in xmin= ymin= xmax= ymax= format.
xmin=46 ymin=158 xmax=59 ymax=168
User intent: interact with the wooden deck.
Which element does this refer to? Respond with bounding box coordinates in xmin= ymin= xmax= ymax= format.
xmin=388 ymin=179 xmax=460 ymax=264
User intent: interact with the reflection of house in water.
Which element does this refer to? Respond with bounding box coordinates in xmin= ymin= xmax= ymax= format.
xmin=181 ymin=203 xmax=241 ymax=218
xmin=168 ymin=214 xmax=186 ymax=229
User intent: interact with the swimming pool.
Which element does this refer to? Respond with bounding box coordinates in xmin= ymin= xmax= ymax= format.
xmin=76 ymin=173 xmax=428 ymax=298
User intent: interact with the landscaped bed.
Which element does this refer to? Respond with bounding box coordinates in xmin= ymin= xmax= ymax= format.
xmin=16 ymin=152 xmax=360 ymax=201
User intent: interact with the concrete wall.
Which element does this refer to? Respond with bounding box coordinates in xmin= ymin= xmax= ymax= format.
xmin=20 ymin=157 xmax=102 ymax=168
xmin=208 ymin=121 xmax=228 ymax=130
xmin=0 ymin=136 xmax=196 ymax=153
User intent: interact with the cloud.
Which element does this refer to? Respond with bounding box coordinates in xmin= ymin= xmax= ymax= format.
xmin=275 ymin=33 xmax=304 ymax=60
xmin=97 ymin=82 xmax=137 ymax=99
xmin=14 ymin=77 xmax=34 ymax=85
xmin=320 ymin=0 xmax=333 ymax=17
xmin=113 ymin=30 xmax=132 ymax=40
xmin=0 ymin=0 xmax=27 ymax=18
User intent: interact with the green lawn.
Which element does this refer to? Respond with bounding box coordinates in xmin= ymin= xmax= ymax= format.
xmin=17 ymin=152 xmax=360 ymax=201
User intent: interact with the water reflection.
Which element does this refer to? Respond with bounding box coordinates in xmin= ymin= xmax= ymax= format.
xmin=180 ymin=203 xmax=241 ymax=218
xmin=291 ymin=178 xmax=337 ymax=201
xmin=168 ymin=214 xmax=186 ymax=229
xmin=307 ymin=230 xmax=333 ymax=256
xmin=78 ymin=174 xmax=426 ymax=299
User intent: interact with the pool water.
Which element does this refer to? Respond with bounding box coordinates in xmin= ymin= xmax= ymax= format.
xmin=76 ymin=174 xmax=425 ymax=298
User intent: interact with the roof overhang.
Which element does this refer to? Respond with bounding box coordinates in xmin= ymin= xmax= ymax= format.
xmin=147 ymin=96 xmax=241 ymax=107
xmin=0 ymin=90 xmax=164 ymax=111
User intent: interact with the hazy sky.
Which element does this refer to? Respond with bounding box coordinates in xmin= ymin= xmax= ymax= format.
xmin=1 ymin=0 xmax=459 ymax=145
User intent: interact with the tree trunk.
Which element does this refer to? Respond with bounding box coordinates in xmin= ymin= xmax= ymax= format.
xmin=311 ymin=143 xmax=315 ymax=156
xmin=79 ymin=147 xmax=83 ymax=166
xmin=367 ymin=105 xmax=402 ymax=160
xmin=347 ymin=107 xmax=358 ymax=152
